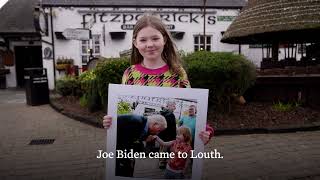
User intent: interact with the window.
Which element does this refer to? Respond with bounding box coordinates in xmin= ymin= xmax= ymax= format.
xmin=194 ymin=35 xmax=212 ymax=51
xmin=81 ymin=35 xmax=101 ymax=64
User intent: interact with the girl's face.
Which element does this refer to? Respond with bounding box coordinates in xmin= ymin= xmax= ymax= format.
xmin=188 ymin=106 xmax=196 ymax=116
xmin=134 ymin=26 xmax=166 ymax=62
xmin=176 ymin=131 xmax=185 ymax=143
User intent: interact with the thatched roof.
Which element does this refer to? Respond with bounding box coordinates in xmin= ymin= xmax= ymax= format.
xmin=0 ymin=0 xmax=39 ymax=35
xmin=221 ymin=0 xmax=320 ymax=44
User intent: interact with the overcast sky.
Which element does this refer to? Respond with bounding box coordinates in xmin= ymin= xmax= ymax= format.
xmin=0 ymin=0 xmax=9 ymax=9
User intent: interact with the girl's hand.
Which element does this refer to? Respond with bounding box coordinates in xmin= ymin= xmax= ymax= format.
xmin=103 ymin=115 xmax=112 ymax=129
xmin=145 ymin=135 xmax=156 ymax=142
xmin=199 ymin=124 xmax=214 ymax=145
xmin=153 ymin=135 xmax=158 ymax=141
xmin=199 ymin=131 xmax=211 ymax=145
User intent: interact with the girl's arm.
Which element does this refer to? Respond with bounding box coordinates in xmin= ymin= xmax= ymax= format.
xmin=179 ymin=68 xmax=191 ymax=88
xmin=154 ymin=136 xmax=175 ymax=147
xmin=199 ymin=124 xmax=215 ymax=145
xmin=121 ymin=68 xmax=130 ymax=84
xmin=183 ymin=152 xmax=191 ymax=174
xmin=183 ymin=158 xmax=190 ymax=173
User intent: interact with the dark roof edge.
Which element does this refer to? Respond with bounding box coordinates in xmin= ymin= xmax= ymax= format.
xmin=41 ymin=4 xmax=243 ymax=9
xmin=0 ymin=32 xmax=40 ymax=36
xmin=221 ymin=28 xmax=320 ymax=44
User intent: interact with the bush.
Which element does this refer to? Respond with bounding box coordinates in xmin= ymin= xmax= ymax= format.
xmin=55 ymin=75 xmax=81 ymax=97
xmin=272 ymin=101 xmax=300 ymax=112
xmin=183 ymin=51 xmax=256 ymax=112
xmin=79 ymin=95 xmax=88 ymax=107
xmin=95 ymin=57 xmax=130 ymax=108
xmin=79 ymin=70 xmax=101 ymax=112
xmin=79 ymin=70 xmax=96 ymax=91
xmin=117 ymin=101 xmax=132 ymax=115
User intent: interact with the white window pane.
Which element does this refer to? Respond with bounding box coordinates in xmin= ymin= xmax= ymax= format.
xmin=82 ymin=56 xmax=88 ymax=63
xmin=94 ymin=46 xmax=100 ymax=54
xmin=82 ymin=46 xmax=88 ymax=54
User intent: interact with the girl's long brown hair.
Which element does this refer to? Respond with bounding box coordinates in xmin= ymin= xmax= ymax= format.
xmin=178 ymin=126 xmax=192 ymax=145
xmin=131 ymin=15 xmax=183 ymax=76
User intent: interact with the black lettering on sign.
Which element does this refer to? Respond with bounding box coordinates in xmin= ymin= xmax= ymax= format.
xmin=81 ymin=13 xmax=92 ymax=28
xmin=172 ymin=13 xmax=177 ymax=22
xmin=160 ymin=14 xmax=170 ymax=22
xmin=81 ymin=12 xmax=217 ymax=26
xmin=123 ymin=14 xmax=134 ymax=24
xmin=208 ymin=16 xmax=216 ymax=25
xmin=166 ymin=24 xmax=175 ymax=30
xmin=100 ymin=13 xmax=108 ymax=23
xmin=110 ymin=14 xmax=121 ymax=22
xmin=93 ymin=13 xmax=97 ymax=23
xmin=190 ymin=13 xmax=199 ymax=23
xmin=135 ymin=14 xmax=143 ymax=20
xmin=121 ymin=24 xmax=135 ymax=30
xmin=178 ymin=14 xmax=188 ymax=23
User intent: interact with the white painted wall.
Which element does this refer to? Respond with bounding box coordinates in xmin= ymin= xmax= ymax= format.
xmin=41 ymin=6 xmax=266 ymax=89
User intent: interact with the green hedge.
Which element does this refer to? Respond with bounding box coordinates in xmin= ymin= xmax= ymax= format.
xmin=55 ymin=53 xmax=255 ymax=113
xmin=78 ymin=70 xmax=101 ymax=112
xmin=55 ymin=75 xmax=81 ymax=97
xmin=183 ymin=51 xmax=256 ymax=112
xmin=95 ymin=57 xmax=130 ymax=108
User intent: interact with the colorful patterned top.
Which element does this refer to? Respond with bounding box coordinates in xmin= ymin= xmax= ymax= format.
xmin=122 ymin=64 xmax=190 ymax=88
xmin=167 ymin=140 xmax=192 ymax=171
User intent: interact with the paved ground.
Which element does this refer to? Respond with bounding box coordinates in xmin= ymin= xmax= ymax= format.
xmin=0 ymin=89 xmax=319 ymax=180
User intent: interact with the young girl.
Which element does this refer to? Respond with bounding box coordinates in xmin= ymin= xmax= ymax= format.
xmin=154 ymin=126 xmax=193 ymax=179
xmin=103 ymin=14 xmax=213 ymax=144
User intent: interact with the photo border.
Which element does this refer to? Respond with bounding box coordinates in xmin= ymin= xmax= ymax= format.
xmin=106 ymin=84 xmax=209 ymax=180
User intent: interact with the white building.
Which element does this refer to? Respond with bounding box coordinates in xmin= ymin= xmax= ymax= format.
xmin=39 ymin=0 xmax=248 ymax=89
xmin=3 ymin=0 xmax=273 ymax=90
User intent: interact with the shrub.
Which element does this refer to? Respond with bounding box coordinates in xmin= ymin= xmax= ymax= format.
xmin=95 ymin=57 xmax=130 ymax=108
xmin=183 ymin=51 xmax=256 ymax=112
xmin=272 ymin=101 xmax=300 ymax=112
xmin=79 ymin=71 xmax=101 ymax=112
xmin=55 ymin=75 xmax=81 ymax=97
xmin=79 ymin=95 xmax=88 ymax=107
xmin=117 ymin=101 xmax=132 ymax=115
xmin=85 ymin=78 xmax=102 ymax=112
xmin=79 ymin=70 xmax=96 ymax=94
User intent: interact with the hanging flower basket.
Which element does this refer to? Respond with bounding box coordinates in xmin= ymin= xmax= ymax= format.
xmin=56 ymin=64 xmax=70 ymax=71
xmin=56 ymin=58 xmax=74 ymax=71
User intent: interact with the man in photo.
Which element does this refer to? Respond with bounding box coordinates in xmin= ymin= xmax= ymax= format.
xmin=179 ymin=105 xmax=197 ymax=145
xmin=116 ymin=114 xmax=167 ymax=177
xmin=158 ymin=101 xmax=177 ymax=169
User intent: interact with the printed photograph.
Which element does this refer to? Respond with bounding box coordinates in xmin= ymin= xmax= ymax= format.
xmin=106 ymin=84 xmax=209 ymax=180
xmin=117 ymin=95 xmax=197 ymax=178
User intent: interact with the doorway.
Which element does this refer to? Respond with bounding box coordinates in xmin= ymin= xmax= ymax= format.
xmin=15 ymin=46 xmax=42 ymax=87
